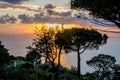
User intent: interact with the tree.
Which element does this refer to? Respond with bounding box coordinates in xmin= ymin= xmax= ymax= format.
xmin=15 ymin=56 xmax=25 ymax=61
xmin=71 ymin=28 xmax=108 ymax=78
xmin=55 ymin=29 xmax=73 ymax=68
xmin=0 ymin=41 xmax=10 ymax=66
xmin=26 ymin=48 xmax=41 ymax=63
xmin=31 ymin=26 xmax=57 ymax=71
xmin=20 ymin=63 xmax=34 ymax=69
xmin=0 ymin=41 xmax=10 ymax=79
xmin=111 ymin=64 xmax=120 ymax=80
xmin=71 ymin=0 xmax=120 ymax=28
xmin=27 ymin=25 xmax=73 ymax=80
xmin=87 ymin=54 xmax=116 ymax=80
xmin=54 ymin=28 xmax=73 ymax=79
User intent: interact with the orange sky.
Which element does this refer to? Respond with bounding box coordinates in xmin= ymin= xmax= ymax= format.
xmin=0 ymin=23 xmax=120 ymax=36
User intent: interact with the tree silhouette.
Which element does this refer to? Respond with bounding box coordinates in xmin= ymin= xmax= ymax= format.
xmin=71 ymin=28 xmax=108 ymax=78
xmin=0 ymin=41 xmax=10 ymax=66
xmin=55 ymin=29 xmax=73 ymax=68
xmin=26 ymin=48 xmax=40 ymax=63
xmin=111 ymin=64 xmax=120 ymax=80
xmin=27 ymin=26 xmax=56 ymax=70
xmin=71 ymin=0 xmax=120 ymax=28
xmin=87 ymin=54 xmax=116 ymax=80
xmin=27 ymin=25 xmax=73 ymax=80
xmin=0 ymin=41 xmax=10 ymax=79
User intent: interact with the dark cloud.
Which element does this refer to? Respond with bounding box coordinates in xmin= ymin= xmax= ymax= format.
xmin=0 ymin=0 xmax=29 ymax=4
xmin=0 ymin=3 xmax=75 ymax=24
xmin=18 ymin=14 xmax=33 ymax=23
xmin=0 ymin=3 xmax=39 ymax=12
xmin=44 ymin=4 xmax=56 ymax=9
xmin=18 ymin=9 xmax=75 ymax=24
xmin=47 ymin=9 xmax=71 ymax=17
xmin=0 ymin=14 xmax=17 ymax=24
xmin=0 ymin=3 xmax=114 ymax=27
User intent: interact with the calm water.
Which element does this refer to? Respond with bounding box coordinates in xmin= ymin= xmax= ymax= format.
xmin=0 ymin=32 xmax=120 ymax=74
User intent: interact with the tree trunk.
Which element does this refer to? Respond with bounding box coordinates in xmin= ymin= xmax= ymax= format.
xmin=58 ymin=46 xmax=62 ymax=68
xmin=50 ymin=61 xmax=55 ymax=71
xmin=77 ymin=52 xmax=81 ymax=78
xmin=54 ymin=46 xmax=62 ymax=80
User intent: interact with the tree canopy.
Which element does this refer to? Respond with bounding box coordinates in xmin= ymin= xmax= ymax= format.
xmin=87 ymin=54 xmax=116 ymax=80
xmin=26 ymin=26 xmax=73 ymax=80
xmin=71 ymin=28 xmax=108 ymax=77
xmin=71 ymin=0 xmax=120 ymax=28
xmin=87 ymin=54 xmax=116 ymax=71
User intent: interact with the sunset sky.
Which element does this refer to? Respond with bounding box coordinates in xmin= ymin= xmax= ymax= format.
xmin=0 ymin=0 xmax=120 ymax=35
xmin=0 ymin=0 xmax=120 ymax=74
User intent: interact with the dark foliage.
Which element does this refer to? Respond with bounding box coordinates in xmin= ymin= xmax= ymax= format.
xmin=71 ymin=0 xmax=120 ymax=28
xmin=71 ymin=28 xmax=108 ymax=77
xmin=0 ymin=41 xmax=10 ymax=79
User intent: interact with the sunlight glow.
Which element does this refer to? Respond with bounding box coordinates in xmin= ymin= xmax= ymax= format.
xmin=35 ymin=23 xmax=72 ymax=29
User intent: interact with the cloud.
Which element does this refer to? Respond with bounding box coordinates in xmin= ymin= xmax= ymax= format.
xmin=0 ymin=0 xmax=29 ymax=4
xmin=17 ymin=8 xmax=77 ymax=24
xmin=44 ymin=4 xmax=56 ymax=9
xmin=0 ymin=3 xmax=39 ymax=12
xmin=18 ymin=14 xmax=33 ymax=23
xmin=0 ymin=14 xmax=17 ymax=24
xmin=47 ymin=9 xmax=71 ymax=17
xmin=0 ymin=3 xmax=116 ymax=28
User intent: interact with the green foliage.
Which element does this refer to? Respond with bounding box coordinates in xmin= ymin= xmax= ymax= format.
xmin=61 ymin=67 xmax=80 ymax=80
xmin=66 ymin=66 xmax=78 ymax=76
xmin=5 ymin=63 xmax=53 ymax=80
xmin=6 ymin=68 xmax=35 ymax=80
xmin=84 ymin=73 xmax=98 ymax=80
xmin=15 ymin=56 xmax=25 ymax=61
xmin=39 ymin=62 xmax=53 ymax=72
xmin=38 ymin=69 xmax=53 ymax=80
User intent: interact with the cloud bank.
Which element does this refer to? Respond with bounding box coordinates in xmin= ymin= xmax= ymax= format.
xmin=0 ymin=3 xmax=39 ymax=12
xmin=0 ymin=14 xmax=17 ymax=24
xmin=0 ymin=4 xmax=116 ymax=27
xmin=18 ymin=10 xmax=77 ymax=24
xmin=0 ymin=0 xmax=30 ymax=4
